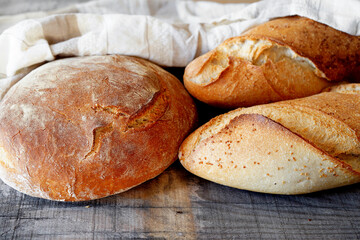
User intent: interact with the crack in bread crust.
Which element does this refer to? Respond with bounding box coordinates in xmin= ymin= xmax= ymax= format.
xmin=91 ymin=104 xmax=129 ymax=118
xmin=84 ymin=90 xmax=169 ymax=161
xmin=126 ymin=90 xmax=169 ymax=131
xmin=83 ymin=122 xmax=114 ymax=160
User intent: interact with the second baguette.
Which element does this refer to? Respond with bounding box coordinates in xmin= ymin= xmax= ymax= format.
xmin=179 ymin=84 xmax=360 ymax=194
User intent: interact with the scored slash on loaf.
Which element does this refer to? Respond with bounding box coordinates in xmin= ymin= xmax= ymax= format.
xmin=0 ymin=55 xmax=197 ymax=201
xmin=183 ymin=16 xmax=360 ymax=108
xmin=179 ymin=84 xmax=360 ymax=194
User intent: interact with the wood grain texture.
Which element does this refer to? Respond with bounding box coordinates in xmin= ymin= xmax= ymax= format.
xmin=1 ymin=161 xmax=360 ymax=239
xmin=1 ymin=1 xmax=360 ymax=239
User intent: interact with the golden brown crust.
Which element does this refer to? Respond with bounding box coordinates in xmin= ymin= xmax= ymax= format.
xmin=184 ymin=54 xmax=282 ymax=108
xmin=0 ymin=55 xmax=197 ymax=201
xmin=184 ymin=16 xmax=360 ymax=108
xmin=179 ymin=86 xmax=360 ymax=194
xmin=242 ymin=16 xmax=360 ymax=82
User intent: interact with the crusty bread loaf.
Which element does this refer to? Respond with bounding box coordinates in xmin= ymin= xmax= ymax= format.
xmin=184 ymin=16 xmax=360 ymax=108
xmin=0 ymin=55 xmax=197 ymax=201
xmin=179 ymin=84 xmax=360 ymax=194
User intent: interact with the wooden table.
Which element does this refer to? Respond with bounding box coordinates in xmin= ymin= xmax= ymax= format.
xmin=1 ymin=1 xmax=360 ymax=239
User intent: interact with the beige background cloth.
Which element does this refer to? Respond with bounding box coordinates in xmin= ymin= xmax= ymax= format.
xmin=0 ymin=0 xmax=359 ymax=99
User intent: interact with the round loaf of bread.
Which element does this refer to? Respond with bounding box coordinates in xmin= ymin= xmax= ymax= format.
xmin=0 ymin=55 xmax=197 ymax=201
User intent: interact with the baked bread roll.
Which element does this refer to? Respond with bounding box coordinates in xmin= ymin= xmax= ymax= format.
xmin=179 ymin=84 xmax=360 ymax=194
xmin=184 ymin=16 xmax=360 ymax=108
xmin=0 ymin=55 xmax=197 ymax=201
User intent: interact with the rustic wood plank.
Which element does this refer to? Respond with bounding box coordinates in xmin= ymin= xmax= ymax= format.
xmin=1 ymin=161 xmax=360 ymax=239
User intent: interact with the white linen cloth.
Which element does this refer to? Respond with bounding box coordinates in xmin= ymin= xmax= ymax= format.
xmin=0 ymin=0 xmax=359 ymax=99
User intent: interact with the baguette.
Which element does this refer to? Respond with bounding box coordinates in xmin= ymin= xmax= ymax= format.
xmin=184 ymin=16 xmax=360 ymax=108
xmin=179 ymin=84 xmax=360 ymax=194
xmin=0 ymin=55 xmax=197 ymax=201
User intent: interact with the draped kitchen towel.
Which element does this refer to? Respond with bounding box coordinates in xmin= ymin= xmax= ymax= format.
xmin=0 ymin=0 xmax=359 ymax=99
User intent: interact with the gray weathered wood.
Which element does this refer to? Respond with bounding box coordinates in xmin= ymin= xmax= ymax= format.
xmin=1 ymin=160 xmax=360 ymax=239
